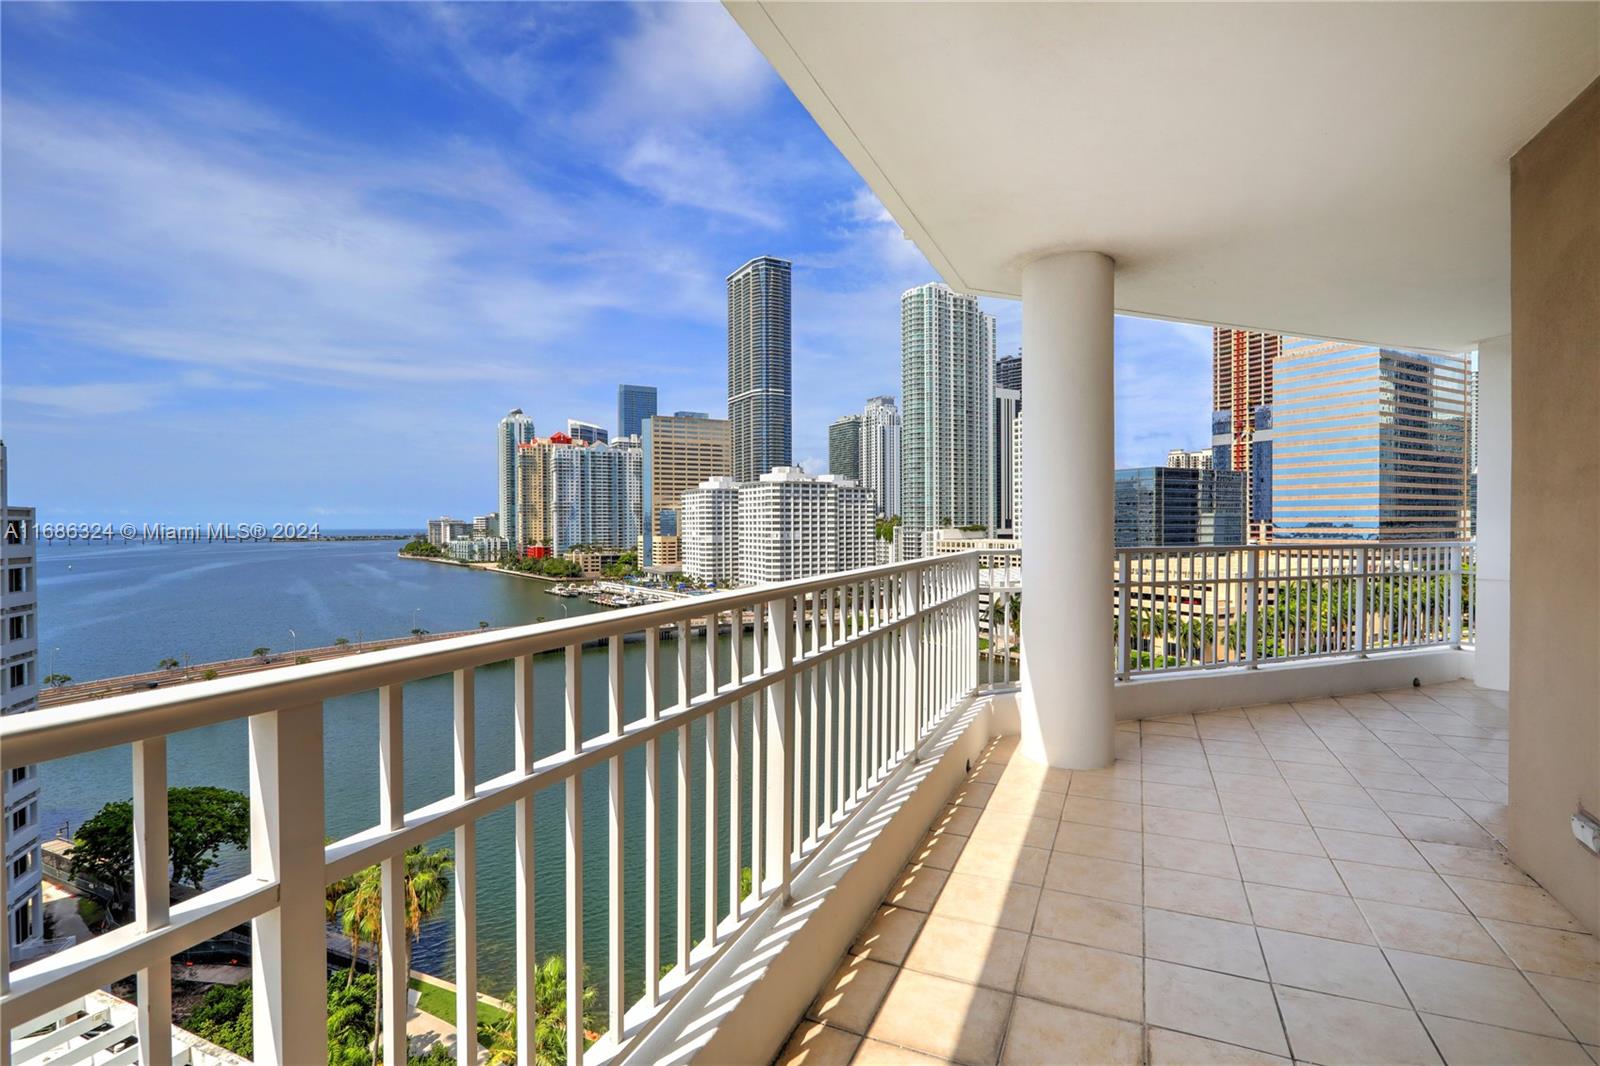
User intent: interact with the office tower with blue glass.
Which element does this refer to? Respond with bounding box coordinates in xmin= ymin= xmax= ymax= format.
xmin=727 ymin=256 xmax=793 ymax=482
xmin=1115 ymin=466 xmax=1246 ymax=548
xmin=1272 ymin=339 xmax=1470 ymax=540
xmin=617 ymin=384 xmax=658 ymax=441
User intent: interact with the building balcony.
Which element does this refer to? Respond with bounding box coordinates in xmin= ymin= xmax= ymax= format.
xmin=6 ymin=542 xmax=1582 ymax=1066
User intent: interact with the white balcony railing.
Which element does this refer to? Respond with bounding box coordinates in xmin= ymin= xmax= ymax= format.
xmin=976 ymin=540 xmax=1475 ymax=686
xmin=1 ymin=553 xmax=980 ymax=1066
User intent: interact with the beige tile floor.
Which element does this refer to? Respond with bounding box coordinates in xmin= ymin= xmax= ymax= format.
xmin=776 ymin=682 xmax=1599 ymax=1066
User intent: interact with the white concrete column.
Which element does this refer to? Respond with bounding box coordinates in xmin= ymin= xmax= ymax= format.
xmin=1474 ymin=335 xmax=1511 ymax=690
xmin=1019 ymin=251 xmax=1116 ymax=768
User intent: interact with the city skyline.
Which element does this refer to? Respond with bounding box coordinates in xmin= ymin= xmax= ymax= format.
xmin=2 ymin=2 xmax=1219 ymax=526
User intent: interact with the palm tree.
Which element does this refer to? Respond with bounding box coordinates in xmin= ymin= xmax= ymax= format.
xmin=335 ymin=845 xmax=454 ymax=1055
xmin=158 ymin=657 xmax=180 ymax=671
xmin=484 ymin=955 xmax=599 ymax=1066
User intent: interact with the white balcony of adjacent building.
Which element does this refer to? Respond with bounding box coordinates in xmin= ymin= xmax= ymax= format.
xmin=4 ymin=4 xmax=1597 ymax=1065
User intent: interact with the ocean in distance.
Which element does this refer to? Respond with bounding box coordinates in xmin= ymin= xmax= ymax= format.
xmin=34 ymin=534 xmax=749 ymax=1003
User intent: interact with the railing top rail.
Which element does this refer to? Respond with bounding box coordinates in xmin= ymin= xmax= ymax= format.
xmin=1115 ymin=539 xmax=1474 ymax=554
xmin=0 ymin=552 xmax=978 ymax=769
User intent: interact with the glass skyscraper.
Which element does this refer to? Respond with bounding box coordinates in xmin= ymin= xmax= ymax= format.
xmin=1115 ymin=466 xmax=1246 ymax=547
xmin=1272 ymin=339 xmax=1470 ymax=540
xmin=900 ymin=282 xmax=995 ymax=548
xmin=828 ymin=413 xmax=863 ymax=481
xmin=497 ymin=408 xmax=535 ymax=541
xmin=727 ymin=256 xmax=793 ymax=482
xmin=617 ymin=384 xmax=658 ymax=440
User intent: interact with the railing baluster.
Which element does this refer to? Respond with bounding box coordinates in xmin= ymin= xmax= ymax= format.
xmin=380 ymin=684 xmax=409 ymax=1066
xmin=807 ymin=596 xmax=821 ymax=847
xmin=564 ymin=646 xmax=585 ymax=1066
xmin=642 ymin=627 xmax=661 ymax=1012
xmin=822 ymin=586 xmax=835 ymax=828
xmin=453 ymin=668 xmax=478 ymax=1066
xmin=728 ymin=614 xmax=743 ymax=921
xmin=511 ymin=658 xmax=538 ymax=1063
xmin=702 ymin=612 xmax=719 ymax=950
xmin=750 ymin=603 xmax=765 ymax=904
xmin=674 ymin=620 xmax=691 ymax=975
xmin=764 ymin=594 xmax=795 ymax=898
xmin=249 ymin=706 xmax=327 ymax=1066
xmin=133 ymin=737 xmax=171 ymax=1066
xmin=606 ymin=636 xmax=626 ymax=1041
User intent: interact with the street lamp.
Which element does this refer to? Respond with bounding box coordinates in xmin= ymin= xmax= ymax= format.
xmin=411 ymin=607 xmax=422 ymax=632
xmin=288 ymin=628 xmax=298 ymax=657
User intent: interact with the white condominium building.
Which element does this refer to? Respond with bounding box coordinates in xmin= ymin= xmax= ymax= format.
xmin=1 ymin=441 xmax=42 ymax=960
xmin=550 ymin=439 xmax=642 ymax=554
xmin=860 ymin=395 xmax=900 ymax=518
xmin=515 ymin=434 xmax=642 ymax=553
xmin=1011 ymin=413 xmax=1023 ymax=542
xmin=566 ymin=419 xmax=609 ymax=446
xmin=1165 ymin=448 xmax=1214 ymax=471
xmin=681 ymin=468 xmax=874 ymax=587
xmin=994 ymin=387 xmax=1021 ymax=535
xmin=496 ymin=409 xmax=535 ymax=541
xmin=680 ymin=477 xmax=740 ymax=586
xmin=900 ymin=282 xmax=995 ymax=551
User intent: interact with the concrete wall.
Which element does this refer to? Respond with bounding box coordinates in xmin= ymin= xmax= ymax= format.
xmin=1473 ymin=335 xmax=1512 ymax=691
xmin=1509 ymin=75 xmax=1600 ymax=935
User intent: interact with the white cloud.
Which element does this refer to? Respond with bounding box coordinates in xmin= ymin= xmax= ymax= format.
xmin=595 ymin=3 xmax=776 ymax=129
xmin=617 ymin=131 xmax=782 ymax=228
xmin=6 ymin=383 xmax=167 ymax=417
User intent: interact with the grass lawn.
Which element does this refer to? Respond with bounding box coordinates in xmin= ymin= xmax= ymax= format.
xmin=76 ymin=897 xmax=105 ymax=925
xmin=407 ymin=977 xmax=509 ymax=1047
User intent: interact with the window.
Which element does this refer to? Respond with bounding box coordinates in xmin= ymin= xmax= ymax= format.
xmin=12 ymin=852 xmax=31 ymax=880
xmin=6 ymin=616 xmax=23 ymax=641
xmin=13 ymin=898 xmax=32 ymax=945
xmin=10 ymin=767 xmax=24 ymax=785
xmin=7 ymin=664 xmax=23 ymax=690
xmin=6 ymin=569 xmax=22 ymax=594
xmin=10 ymin=808 xmax=25 ymax=832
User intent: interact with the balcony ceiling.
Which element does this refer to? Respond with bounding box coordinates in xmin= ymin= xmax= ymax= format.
xmin=727 ymin=2 xmax=1599 ymax=353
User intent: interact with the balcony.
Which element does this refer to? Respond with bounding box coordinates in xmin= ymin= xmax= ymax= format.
xmin=5 ymin=541 xmax=1581 ymax=1066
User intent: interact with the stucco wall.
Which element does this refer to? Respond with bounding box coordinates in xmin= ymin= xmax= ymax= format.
xmin=1509 ymin=75 xmax=1600 ymax=934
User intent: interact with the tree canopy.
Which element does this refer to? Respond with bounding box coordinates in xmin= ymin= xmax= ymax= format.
xmin=71 ymin=785 xmax=250 ymax=908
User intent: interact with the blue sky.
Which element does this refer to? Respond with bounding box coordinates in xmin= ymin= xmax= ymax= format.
xmin=1 ymin=2 xmax=1212 ymax=526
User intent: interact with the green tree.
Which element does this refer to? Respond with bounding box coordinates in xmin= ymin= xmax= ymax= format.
xmin=334 ymin=846 xmax=454 ymax=1052
xmin=482 ymin=956 xmax=600 ymax=1066
xmin=202 ymin=668 xmax=219 ymax=681
xmin=334 ymin=637 xmax=351 ymax=648
xmin=71 ymin=786 xmax=250 ymax=913
xmin=252 ymin=647 xmax=271 ymax=661
xmin=42 ymin=673 xmax=71 ymax=688
xmin=400 ymin=538 xmax=445 ymax=559
xmin=158 ymin=657 xmax=181 ymax=671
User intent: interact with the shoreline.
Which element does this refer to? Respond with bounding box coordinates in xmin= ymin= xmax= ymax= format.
xmin=398 ymin=552 xmax=594 ymax=585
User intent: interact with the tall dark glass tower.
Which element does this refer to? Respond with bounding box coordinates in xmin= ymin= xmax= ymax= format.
xmin=616 ymin=384 xmax=657 ymax=440
xmin=727 ymin=256 xmax=793 ymax=482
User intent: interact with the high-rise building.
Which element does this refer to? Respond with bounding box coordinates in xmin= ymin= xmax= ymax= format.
xmin=427 ymin=516 xmax=473 ymax=545
xmin=472 ymin=514 xmax=497 ymax=537
xmin=996 ymin=351 xmax=1023 ymax=393
xmin=497 ymin=409 xmax=536 ymax=540
xmin=828 ymin=414 xmax=864 ymax=481
xmin=1011 ymin=413 xmax=1023 ymax=541
xmin=673 ymin=411 xmax=710 ymax=420
xmin=567 ymin=419 xmax=609 ymax=446
xmin=682 ymin=468 xmax=874 ymax=586
xmin=513 ymin=435 xmax=566 ymax=548
xmin=641 ymin=414 xmax=732 ymax=568
xmin=1114 ymin=466 xmax=1246 ymax=547
xmin=1 ymin=441 xmax=42 ymax=960
xmin=1272 ymin=339 xmax=1471 ymax=540
xmin=727 ymin=256 xmax=793 ymax=482
xmin=1469 ymin=367 xmax=1480 ymax=475
xmin=1211 ymin=329 xmax=1281 ymax=540
xmin=1165 ymin=448 xmax=1214 ymax=471
xmin=860 ymin=395 xmax=901 ymax=518
xmin=680 ymin=477 xmax=741 ymax=586
xmin=994 ymin=387 xmax=1022 ymax=535
xmin=549 ymin=439 xmax=642 ymax=553
xmin=617 ymin=384 xmax=659 ymax=441
xmin=900 ymin=282 xmax=995 ymax=550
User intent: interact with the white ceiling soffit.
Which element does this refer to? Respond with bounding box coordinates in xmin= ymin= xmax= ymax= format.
xmin=728 ymin=1 xmax=1599 ymax=353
